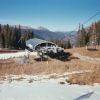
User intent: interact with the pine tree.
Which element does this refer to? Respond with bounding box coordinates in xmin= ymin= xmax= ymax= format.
xmin=1 ymin=33 xmax=5 ymax=48
xmin=3 ymin=24 xmax=11 ymax=48
xmin=76 ymin=24 xmax=81 ymax=47
xmin=0 ymin=24 xmax=2 ymax=48
xmin=17 ymin=25 xmax=21 ymax=48
xmin=95 ymin=21 xmax=100 ymax=45
xmin=66 ymin=39 xmax=71 ymax=48
xmin=76 ymin=24 xmax=87 ymax=47
xmin=81 ymin=24 xmax=87 ymax=46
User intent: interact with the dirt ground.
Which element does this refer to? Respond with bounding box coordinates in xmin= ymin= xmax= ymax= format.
xmin=0 ymin=49 xmax=99 ymax=75
xmin=65 ymin=45 xmax=100 ymax=58
xmin=0 ymin=47 xmax=100 ymax=84
xmin=0 ymin=49 xmax=24 ymax=54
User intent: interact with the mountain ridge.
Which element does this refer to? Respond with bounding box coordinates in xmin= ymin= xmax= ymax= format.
xmin=1 ymin=24 xmax=77 ymax=42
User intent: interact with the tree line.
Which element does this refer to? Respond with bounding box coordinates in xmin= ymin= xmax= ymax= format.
xmin=1 ymin=21 xmax=99 ymax=50
xmin=49 ymin=38 xmax=72 ymax=49
xmin=76 ymin=21 xmax=100 ymax=47
xmin=0 ymin=24 xmax=34 ymax=49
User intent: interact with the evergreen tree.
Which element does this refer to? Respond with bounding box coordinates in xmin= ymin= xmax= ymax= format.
xmin=0 ymin=24 xmax=1 ymax=32
xmin=1 ymin=33 xmax=5 ymax=48
xmin=0 ymin=24 xmax=2 ymax=48
xmin=76 ymin=24 xmax=87 ymax=47
xmin=66 ymin=39 xmax=71 ymax=48
xmin=3 ymin=24 xmax=11 ymax=48
xmin=81 ymin=24 xmax=87 ymax=46
xmin=76 ymin=24 xmax=81 ymax=47
xmin=95 ymin=21 xmax=100 ymax=45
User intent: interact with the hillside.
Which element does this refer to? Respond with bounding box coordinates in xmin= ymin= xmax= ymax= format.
xmin=33 ymin=26 xmax=77 ymax=41
xmin=20 ymin=25 xmax=77 ymax=41
xmin=66 ymin=46 xmax=100 ymax=58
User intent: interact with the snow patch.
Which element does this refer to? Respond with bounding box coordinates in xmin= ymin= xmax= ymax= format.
xmin=0 ymin=74 xmax=100 ymax=100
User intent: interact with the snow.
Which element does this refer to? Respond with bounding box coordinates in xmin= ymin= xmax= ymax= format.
xmin=0 ymin=75 xmax=100 ymax=100
xmin=0 ymin=52 xmax=27 ymax=59
xmin=0 ymin=51 xmax=38 ymax=60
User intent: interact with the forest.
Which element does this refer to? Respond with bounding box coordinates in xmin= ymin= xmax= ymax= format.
xmin=77 ymin=21 xmax=100 ymax=47
xmin=0 ymin=21 xmax=100 ymax=50
xmin=0 ymin=24 xmax=34 ymax=49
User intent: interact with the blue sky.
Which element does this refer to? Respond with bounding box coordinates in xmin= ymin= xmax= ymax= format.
xmin=0 ymin=0 xmax=100 ymax=31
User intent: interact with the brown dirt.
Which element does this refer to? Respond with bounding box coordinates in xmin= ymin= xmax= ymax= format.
xmin=0 ymin=47 xmax=100 ymax=84
xmin=65 ymin=45 xmax=100 ymax=58
xmin=66 ymin=67 xmax=100 ymax=85
xmin=0 ymin=56 xmax=99 ymax=76
xmin=0 ymin=49 xmax=24 ymax=53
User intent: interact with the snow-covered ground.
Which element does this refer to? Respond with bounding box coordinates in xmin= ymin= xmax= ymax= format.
xmin=0 ymin=75 xmax=100 ymax=100
xmin=0 ymin=51 xmax=38 ymax=60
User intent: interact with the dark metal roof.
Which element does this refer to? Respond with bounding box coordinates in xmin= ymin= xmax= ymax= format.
xmin=26 ymin=38 xmax=56 ymax=50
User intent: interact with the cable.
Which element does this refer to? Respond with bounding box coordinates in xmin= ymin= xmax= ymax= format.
xmin=83 ymin=11 xmax=100 ymax=25
xmin=68 ymin=11 xmax=100 ymax=34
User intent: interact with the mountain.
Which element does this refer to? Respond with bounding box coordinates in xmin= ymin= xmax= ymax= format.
xmin=33 ymin=26 xmax=77 ymax=41
xmin=10 ymin=25 xmax=77 ymax=42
